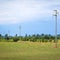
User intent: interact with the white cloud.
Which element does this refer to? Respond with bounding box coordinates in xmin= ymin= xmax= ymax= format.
xmin=0 ymin=0 xmax=60 ymax=24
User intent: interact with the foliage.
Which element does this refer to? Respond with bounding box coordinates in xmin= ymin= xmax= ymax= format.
xmin=4 ymin=34 xmax=10 ymax=40
xmin=13 ymin=37 xmax=19 ymax=42
xmin=0 ymin=33 xmax=60 ymax=42
xmin=13 ymin=34 xmax=19 ymax=42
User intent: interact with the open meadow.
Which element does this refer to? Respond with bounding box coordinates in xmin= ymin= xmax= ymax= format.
xmin=0 ymin=41 xmax=60 ymax=60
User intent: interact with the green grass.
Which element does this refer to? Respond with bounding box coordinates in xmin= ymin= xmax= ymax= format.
xmin=0 ymin=41 xmax=60 ymax=60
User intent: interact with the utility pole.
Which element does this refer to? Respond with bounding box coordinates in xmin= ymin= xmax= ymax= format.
xmin=19 ymin=25 xmax=21 ymax=40
xmin=53 ymin=10 xmax=58 ymax=48
xmin=8 ymin=30 xmax=10 ymax=36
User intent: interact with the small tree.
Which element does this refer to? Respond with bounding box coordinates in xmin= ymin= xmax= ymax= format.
xmin=0 ymin=34 xmax=2 ymax=41
xmin=30 ymin=34 xmax=37 ymax=42
xmin=13 ymin=34 xmax=19 ymax=42
xmin=5 ymin=34 xmax=9 ymax=40
xmin=41 ymin=34 xmax=45 ymax=42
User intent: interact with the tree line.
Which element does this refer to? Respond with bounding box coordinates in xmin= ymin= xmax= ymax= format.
xmin=0 ymin=34 xmax=60 ymax=42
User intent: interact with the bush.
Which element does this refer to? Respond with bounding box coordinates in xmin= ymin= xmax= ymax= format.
xmin=13 ymin=37 xmax=19 ymax=42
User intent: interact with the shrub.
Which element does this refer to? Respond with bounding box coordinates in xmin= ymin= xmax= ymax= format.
xmin=13 ymin=37 xmax=19 ymax=42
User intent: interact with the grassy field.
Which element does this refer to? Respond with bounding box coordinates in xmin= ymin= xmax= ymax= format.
xmin=0 ymin=41 xmax=60 ymax=60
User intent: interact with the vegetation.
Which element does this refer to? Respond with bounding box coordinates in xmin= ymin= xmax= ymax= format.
xmin=13 ymin=34 xmax=19 ymax=42
xmin=0 ymin=33 xmax=60 ymax=60
xmin=0 ymin=33 xmax=60 ymax=42
xmin=0 ymin=42 xmax=60 ymax=60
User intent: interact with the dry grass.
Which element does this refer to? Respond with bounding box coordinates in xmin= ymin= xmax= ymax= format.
xmin=0 ymin=41 xmax=60 ymax=60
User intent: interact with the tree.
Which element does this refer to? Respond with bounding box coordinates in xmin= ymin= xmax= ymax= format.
xmin=23 ymin=34 xmax=28 ymax=41
xmin=30 ymin=34 xmax=37 ymax=42
xmin=0 ymin=34 xmax=2 ymax=38
xmin=5 ymin=34 xmax=9 ymax=40
xmin=0 ymin=34 xmax=3 ymax=41
xmin=28 ymin=35 xmax=31 ymax=41
xmin=57 ymin=34 xmax=60 ymax=39
xmin=48 ymin=34 xmax=52 ymax=42
xmin=41 ymin=34 xmax=45 ymax=42
xmin=44 ymin=35 xmax=49 ymax=42
xmin=13 ymin=34 xmax=19 ymax=42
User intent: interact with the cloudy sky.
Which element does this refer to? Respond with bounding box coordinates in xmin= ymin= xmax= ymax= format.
xmin=0 ymin=0 xmax=60 ymax=36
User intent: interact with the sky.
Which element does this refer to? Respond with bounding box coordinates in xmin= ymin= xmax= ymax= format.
xmin=0 ymin=0 xmax=60 ymax=36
